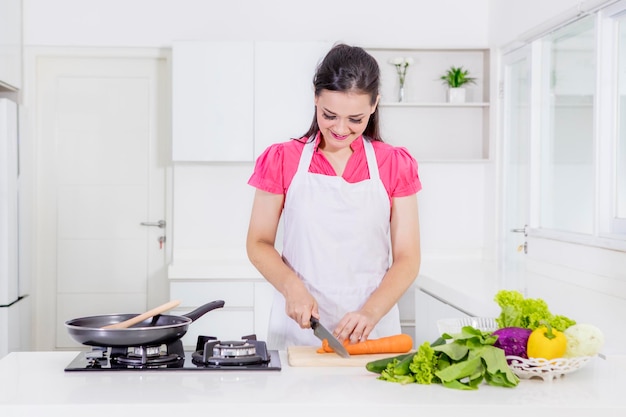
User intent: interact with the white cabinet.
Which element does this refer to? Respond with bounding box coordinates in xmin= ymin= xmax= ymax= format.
xmin=253 ymin=281 xmax=273 ymax=342
xmin=169 ymin=280 xmax=272 ymax=349
xmin=0 ymin=0 xmax=22 ymax=90
xmin=414 ymin=288 xmax=469 ymax=346
xmin=253 ymin=41 xmax=331 ymax=159
xmin=172 ymin=41 xmax=255 ymax=161
xmin=0 ymin=296 xmax=30 ymax=359
xmin=0 ymin=98 xmax=18 ymax=305
xmin=172 ymin=40 xmax=331 ymax=162
xmin=397 ymin=286 xmax=417 ymax=346
xmin=366 ymin=48 xmax=491 ymax=160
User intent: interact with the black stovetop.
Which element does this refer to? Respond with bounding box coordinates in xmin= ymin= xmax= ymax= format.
xmin=64 ymin=336 xmax=281 ymax=372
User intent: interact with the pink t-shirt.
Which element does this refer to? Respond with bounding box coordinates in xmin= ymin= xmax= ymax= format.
xmin=248 ymin=134 xmax=422 ymax=204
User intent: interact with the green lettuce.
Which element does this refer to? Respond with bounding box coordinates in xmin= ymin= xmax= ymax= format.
xmin=494 ymin=289 xmax=575 ymax=331
xmin=377 ymin=327 xmax=519 ymax=390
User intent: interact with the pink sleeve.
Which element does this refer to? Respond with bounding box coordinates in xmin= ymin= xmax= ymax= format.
xmin=247 ymin=143 xmax=286 ymax=195
xmin=390 ymin=147 xmax=422 ymax=198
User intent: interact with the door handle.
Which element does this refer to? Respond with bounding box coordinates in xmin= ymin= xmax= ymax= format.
xmin=510 ymin=224 xmax=528 ymax=236
xmin=140 ymin=220 xmax=166 ymax=228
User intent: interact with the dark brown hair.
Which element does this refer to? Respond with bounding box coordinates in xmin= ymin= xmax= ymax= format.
xmin=302 ymin=43 xmax=383 ymax=142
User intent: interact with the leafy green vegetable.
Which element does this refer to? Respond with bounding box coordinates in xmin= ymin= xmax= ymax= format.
xmin=375 ymin=327 xmax=519 ymax=390
xmin=408 ymin=342 xmax=439 ymax=384
xmin=494 ymin=290 xmax=576 ymax=331
xmin=436 ymin=355 xmax=484 ymax=390
xmin=433 ymin=327 xmax=519 ymax=390
xmin=479 ymin=345 xmax=519 ymax=388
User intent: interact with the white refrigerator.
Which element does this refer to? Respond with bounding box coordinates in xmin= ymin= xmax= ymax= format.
xmin=0 ymin=98 xmax=30 ymax=359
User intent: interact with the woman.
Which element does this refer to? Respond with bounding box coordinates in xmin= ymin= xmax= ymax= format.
xmin=246 ymin=43 xmax=421 ymax=350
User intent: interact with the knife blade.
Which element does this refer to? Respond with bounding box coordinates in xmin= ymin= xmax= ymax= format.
xmin=310 ymin=317 xmax=350 ymax=358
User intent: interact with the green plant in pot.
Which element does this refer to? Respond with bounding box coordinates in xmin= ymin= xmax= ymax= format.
xmin=440 ymin=66 xmax=476 ymax=103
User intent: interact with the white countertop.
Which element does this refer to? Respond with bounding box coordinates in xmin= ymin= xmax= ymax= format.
xmin=1 ymin=351 xmax=624 ymax=417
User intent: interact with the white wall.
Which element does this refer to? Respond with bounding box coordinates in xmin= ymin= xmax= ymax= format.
xmin=21 ymin=0 xmax=594 ymax=256
xmin=22 ymin=0 xmax=496 ymax=263
xmin=23 ymin=0 xmax=489 ymax=47
xmin=488 ymin=0 xmax=581 ymax=47
xmin=21 ymin=1 xmax=604 ymax=263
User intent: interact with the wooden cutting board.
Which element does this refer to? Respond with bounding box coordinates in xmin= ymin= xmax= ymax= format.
xmin=287 ymin=346 xmax=406 ymax=367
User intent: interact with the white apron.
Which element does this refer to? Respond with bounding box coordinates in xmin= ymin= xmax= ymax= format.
xmin=267 ymin=136 xmax=400 ymax=350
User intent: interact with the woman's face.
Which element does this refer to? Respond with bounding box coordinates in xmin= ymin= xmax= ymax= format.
xmin=315 ymin=89 xmax=379 ymax=152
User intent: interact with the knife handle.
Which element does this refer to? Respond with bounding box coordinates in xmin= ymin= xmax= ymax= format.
xmin=310 ymin=317 xmax=319 ymax=328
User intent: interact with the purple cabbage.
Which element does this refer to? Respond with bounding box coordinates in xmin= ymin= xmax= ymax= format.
xmin=492 ymin=327 xmax=532 ymax=358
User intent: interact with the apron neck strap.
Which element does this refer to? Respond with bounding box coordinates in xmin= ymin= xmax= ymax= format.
xmin=299 ymin=134 xmax=380 ymax=180
xmin=362 ymin=138 xmax=381 ymax=181
xmin=297 ymin=135 xmax=317 ymax=173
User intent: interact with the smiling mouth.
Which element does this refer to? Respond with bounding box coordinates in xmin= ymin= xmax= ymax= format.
xmin=330 ymin=131 xmax=349 ymax=140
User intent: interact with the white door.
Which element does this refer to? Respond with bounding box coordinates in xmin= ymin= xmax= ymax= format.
xmin=34 ymin=53 xmax=170 ymax=349
xmin=499 ymin=45 xmax=532 ymax=289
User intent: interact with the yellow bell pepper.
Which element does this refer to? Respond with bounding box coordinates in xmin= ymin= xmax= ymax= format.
xmin=527 ymin=324 xmax=567 ymax=359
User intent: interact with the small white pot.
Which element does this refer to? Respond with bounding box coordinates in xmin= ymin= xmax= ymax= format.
xmin=448 ymin=87 xmax=466 ymax=103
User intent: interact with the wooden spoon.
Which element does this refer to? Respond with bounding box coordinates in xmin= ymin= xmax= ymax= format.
xmin=101 ymin=300 xmax=181 ymax=329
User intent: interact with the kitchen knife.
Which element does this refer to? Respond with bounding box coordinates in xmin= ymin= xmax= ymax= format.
xmin=310 ymin=317 xmax=350 ymax=358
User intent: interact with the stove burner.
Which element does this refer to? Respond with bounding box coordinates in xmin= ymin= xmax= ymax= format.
xmin=114 ymin=353 xmax=181 ymax=367
xmin=65 ymin=334 xmax=281 ymax=372
xmin=130 ymin=346 xmax=163 ymax=357
xmin=109 ymin=339 xmax=185 ymax=368
xmin=191 ymin=335 xmax=269 ymax=366
xmin=213 ymin=340 xmax=257 ymax=357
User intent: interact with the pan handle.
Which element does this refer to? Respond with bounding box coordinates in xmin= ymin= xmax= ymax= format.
xmin=183 ymin=300 xmax=225 ymax=322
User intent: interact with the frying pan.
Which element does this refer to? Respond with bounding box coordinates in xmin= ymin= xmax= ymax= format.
xmin=65 ymin=300 xmax=225 ymax=347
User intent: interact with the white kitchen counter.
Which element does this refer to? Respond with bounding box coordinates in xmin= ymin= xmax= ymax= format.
xmin=1 ymin=351 xmax=624 ymax=417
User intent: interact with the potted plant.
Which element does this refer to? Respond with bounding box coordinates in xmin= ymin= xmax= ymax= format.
xmin=440 ymin=66 xmax=476 ymax=103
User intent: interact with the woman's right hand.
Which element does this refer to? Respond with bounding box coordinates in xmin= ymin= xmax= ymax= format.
xmin=283 ymin=278 xmax=319 ymax=329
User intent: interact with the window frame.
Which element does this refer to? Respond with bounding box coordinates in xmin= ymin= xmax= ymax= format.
xmin=602 ymin=3 xmax=626 ymax=235
xmin=522 ymin=5 xmax=626 ymax=251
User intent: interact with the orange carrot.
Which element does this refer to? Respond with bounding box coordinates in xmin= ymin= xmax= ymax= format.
xmin=318 ymin=334 xmax=413 ymax=355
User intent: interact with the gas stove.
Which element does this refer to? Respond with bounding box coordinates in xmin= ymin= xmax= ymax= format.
xmin=64 ymin=334 xmax=281 ymax=372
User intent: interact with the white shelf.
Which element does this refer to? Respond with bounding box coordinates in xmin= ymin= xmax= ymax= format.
xmin=366 ymin=47 xmax=491 ymax=161
xmin=380 ymin=102 xmax=490 ymax=108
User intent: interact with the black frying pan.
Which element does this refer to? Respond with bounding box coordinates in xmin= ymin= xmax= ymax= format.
xmin=65 ymin=300 xmax=225 ymax=347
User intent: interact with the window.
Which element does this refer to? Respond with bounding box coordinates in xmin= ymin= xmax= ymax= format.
xmin=615 ymin=12 xmax=626 ymax=231
xmin=539 ymin=16 xmax=596 ymax=235
xmin=522 ymin=7 xmax=626 ymax=246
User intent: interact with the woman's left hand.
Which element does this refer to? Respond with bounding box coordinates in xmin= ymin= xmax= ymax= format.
xmin=333 ymin=311 xmax=376 ymax=344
